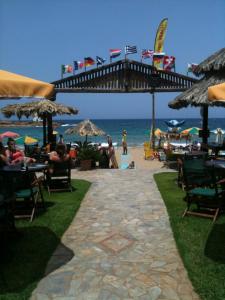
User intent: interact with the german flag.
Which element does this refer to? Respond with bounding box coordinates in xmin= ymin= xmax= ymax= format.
xmin=84 ymin=57 xmax=95 ymax=67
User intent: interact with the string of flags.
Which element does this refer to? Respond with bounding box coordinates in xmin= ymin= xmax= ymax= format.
xmin=61 ymin=45 xmax=178 ymax=77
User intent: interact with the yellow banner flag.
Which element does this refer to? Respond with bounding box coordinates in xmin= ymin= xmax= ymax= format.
xmin=153 ymin=18 xmax=168 ymax=69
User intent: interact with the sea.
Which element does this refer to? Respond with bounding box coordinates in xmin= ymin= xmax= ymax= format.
xmin=1 ymin=118 xmax=225 ymax=147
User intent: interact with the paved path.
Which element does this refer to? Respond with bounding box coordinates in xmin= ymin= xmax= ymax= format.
xmin=31 ymin=169 xmax=199 ymax=300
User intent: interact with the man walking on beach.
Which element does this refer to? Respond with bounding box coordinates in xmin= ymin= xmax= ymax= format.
xmin=122 ymin=130 xmax=128 ymax=155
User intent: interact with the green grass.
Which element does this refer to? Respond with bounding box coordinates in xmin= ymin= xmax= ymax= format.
xmin=0 ymin=179 xmax=91 ymax=300
xmin=154 ymin=172 xmax=225 ymax=300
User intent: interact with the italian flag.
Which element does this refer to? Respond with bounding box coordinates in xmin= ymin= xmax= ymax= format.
xmin=61 ymin=64 xmax=73 ymax=74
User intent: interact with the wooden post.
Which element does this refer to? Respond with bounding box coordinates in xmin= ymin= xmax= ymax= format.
xmin=202 ymin=105 xmax=209 ymax=145
xmin=150 ymin=92 xmax=156 ymax=150
xmin=47 ymin=112 xmax=53 ymax=145
xmin=42 ymin=113 xmax=47 ymax=146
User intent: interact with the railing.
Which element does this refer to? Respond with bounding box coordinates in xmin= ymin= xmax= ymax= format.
xmin=52 ymin=59 xmax=197 ymax=93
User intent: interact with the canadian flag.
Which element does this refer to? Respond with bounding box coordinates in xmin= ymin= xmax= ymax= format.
xmin=163 ymin=56 xmax=175 ymax=71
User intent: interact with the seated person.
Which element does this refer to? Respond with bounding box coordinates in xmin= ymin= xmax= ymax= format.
xmin=48 ymin=143 xmax=71 ymax=175
xmin=5 ymin=138 xmax=24 ymax=165
xmin=99 ymin=148 xmax=109 ymax=168
xmin=49 ymin=143 xmax=70 ymax=162
xmin=0 ymin=141 xmax=8 ymax=167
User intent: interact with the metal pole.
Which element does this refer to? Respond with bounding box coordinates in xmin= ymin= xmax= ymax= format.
xmin=150 ymin=92 xmax=156 ymax=150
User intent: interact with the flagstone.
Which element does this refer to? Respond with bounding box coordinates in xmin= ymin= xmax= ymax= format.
xmin=31 ymin=169 xmax=199 ymax=299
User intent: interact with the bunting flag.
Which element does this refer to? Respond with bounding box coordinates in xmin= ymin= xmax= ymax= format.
xmin=125 ymin=45 xmax=137 ymax=55
xmin=96 ymin=56 xmax=106 ymax=66
xmin=74 ymin=61 xmax=84 ymax=71
xmin=142 ymin=49 xmax=154 ymax=59
xmin=153 ymin=18 xmax=168 ymax=69
xmin=187 ymin=63 xmax=198 ymax=73
xmin=110 ymin=49 xmax=122 ymax=58
xmin=61 ymin=64 xmax=73 ymax=74
xmin=163 ymin=55 xmax=175 ymax=71
xmin=84 ymin=57 xmax=95 ymax=67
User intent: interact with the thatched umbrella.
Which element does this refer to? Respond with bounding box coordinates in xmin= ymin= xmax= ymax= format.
xmin=168 ymin=48 xmax=225 ymax=144
xmin=1 ymin=99 xmax=78 ymax=145
xmin=65 ymin=119 xmax=106 ymax=142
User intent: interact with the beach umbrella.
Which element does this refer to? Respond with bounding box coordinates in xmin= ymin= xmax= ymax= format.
xmin=15 ymin=135 xmax=38 ymax=145
xmin=154 ymin=128 xmax=165 ymax=137
xmin=181 ymin=127 xmax=200 ymax=135
xmin=169 ymin=47 xmax=225 ymax=144
xmin=0 ymin=69 xmax=55 ymax=100
xmin=0 ymin=131 xmax=20 ymax=139
xmin=1 ymin=100 xmax=78 ymax=145
xmin=65 ymin=119 xmax=106 ymax=142
xmin=208 ymin=82 xmax=225 ymax=101
xmin=0 ymin=99 xmax=78 ymax=119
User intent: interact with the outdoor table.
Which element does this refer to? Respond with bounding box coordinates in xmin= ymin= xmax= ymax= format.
xmin=0 ymin=163 xmax=47 ymax=201
xmin=208 ymin=143 xmax=225 ymax=156
xmin=205 ymin=159 xmax=225 ymax=169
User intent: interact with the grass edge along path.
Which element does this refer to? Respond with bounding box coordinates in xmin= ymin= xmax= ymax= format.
xmin=0 ymin=179 xmax=91 ymax=300
xmin=154 ymin=172 xmax=225 ymax=300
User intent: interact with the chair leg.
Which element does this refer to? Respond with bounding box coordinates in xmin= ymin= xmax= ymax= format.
xmin=30 ymin=192 xmax=40 ymax=222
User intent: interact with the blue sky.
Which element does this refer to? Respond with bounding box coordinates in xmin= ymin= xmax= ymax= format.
xmin=1 ymin=0 xmax=225 ymax=119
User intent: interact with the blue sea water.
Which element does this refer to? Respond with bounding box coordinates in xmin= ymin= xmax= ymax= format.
xmin=1 ymin=118 xmax=225 ymax=147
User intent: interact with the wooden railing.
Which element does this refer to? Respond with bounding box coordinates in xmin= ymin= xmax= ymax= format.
xmin=52 ymin=59 xmax=197 ymax=93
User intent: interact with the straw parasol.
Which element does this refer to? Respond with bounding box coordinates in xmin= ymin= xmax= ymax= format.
xmin=1 ymin=99 xmax=78 ymax=119
xmin=168 ymin=48 xmax=225 ymax=144
xmin=169 ymin=48 xmax=225 ymax=109
xmin=65 ymin=119 xmax=106 ymax=142
xmin=1 ymin=100 xmax=78 ymax=145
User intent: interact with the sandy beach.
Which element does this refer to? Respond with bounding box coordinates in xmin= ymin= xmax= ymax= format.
xmin=115 ymin=146 xmax=164 ymax=170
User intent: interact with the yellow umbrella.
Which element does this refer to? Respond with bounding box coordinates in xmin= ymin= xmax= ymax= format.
xmin=208 ymin=82 xmax=225 ymax=101
xmin=15 ymin=136 xmax=38 ymax=145
xmin=154 ymin=128 xmax=165 ymax=137
xmin=0 ymin=70 xmax=54 ymax=100
xmin=24 ymin=136 xmax=38 ymax=144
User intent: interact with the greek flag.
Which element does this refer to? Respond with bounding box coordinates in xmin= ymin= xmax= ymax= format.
xmin=96 ymin=56 xmax=106 ymax=65
xmin=125 ymin=45 xmax=137 ymax=55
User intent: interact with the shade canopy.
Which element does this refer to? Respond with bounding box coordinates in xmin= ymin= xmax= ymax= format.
xmin=0 ymin=70 xmax=55 ymax=100
xmin=169 ymin=48 xmax=225 ymax=109
xmin=15 ymin=136 xmax=38 ymax=145
xmin=208 ymin=82 xmax=225 ymax=101
xmin=65 ymin=119 xmax=106 ymax=137
xmin=181 ymin=127 xmax=200 ymax=135
xmin=154 ymin=128 xmax=165 ymax=137
xmin=1 ymin=99 xmax=78 ymax=119
xmin=0 ymin=131 xmax=20 ymax=139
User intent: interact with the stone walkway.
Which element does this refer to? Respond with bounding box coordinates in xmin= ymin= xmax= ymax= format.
xmin=31 ymin=169 xmax=199 ymax=300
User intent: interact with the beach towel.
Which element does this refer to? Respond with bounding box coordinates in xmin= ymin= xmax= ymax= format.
xmin=120 ymin=153 xmax=131 ymax=169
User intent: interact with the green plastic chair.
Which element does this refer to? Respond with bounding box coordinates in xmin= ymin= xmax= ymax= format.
xmin=182 ymin=161 xmax=224 ymax=222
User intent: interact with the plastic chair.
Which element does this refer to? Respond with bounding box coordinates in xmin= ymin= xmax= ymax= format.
xmin=182 ymin=161 xmax=224 ymax=222
xmin=14 ymin=171 xmax=44 ymax=222
xmin=46 ymin=159 xmax=72 ymax=194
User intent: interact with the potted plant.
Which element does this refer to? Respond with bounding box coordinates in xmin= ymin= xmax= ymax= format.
xmin=77 ymin=143 xmax=100 ymax=170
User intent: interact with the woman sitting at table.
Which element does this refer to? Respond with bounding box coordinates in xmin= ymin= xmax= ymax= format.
xmin=0 ymin=141 xmax=8 ymax=167
xmin=48 ymin=143 xmax=70 ymax=174
xmin=49 ymin=143 xmax=69 ymax=162
xmin=5 ymin=138 xmax=25 ymax=165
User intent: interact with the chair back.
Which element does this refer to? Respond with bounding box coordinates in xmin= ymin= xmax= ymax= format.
xmin=50 ymin=158 xmax=71 ymax=177
xmin=182 ymin=158 xmax=213 ymax=190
